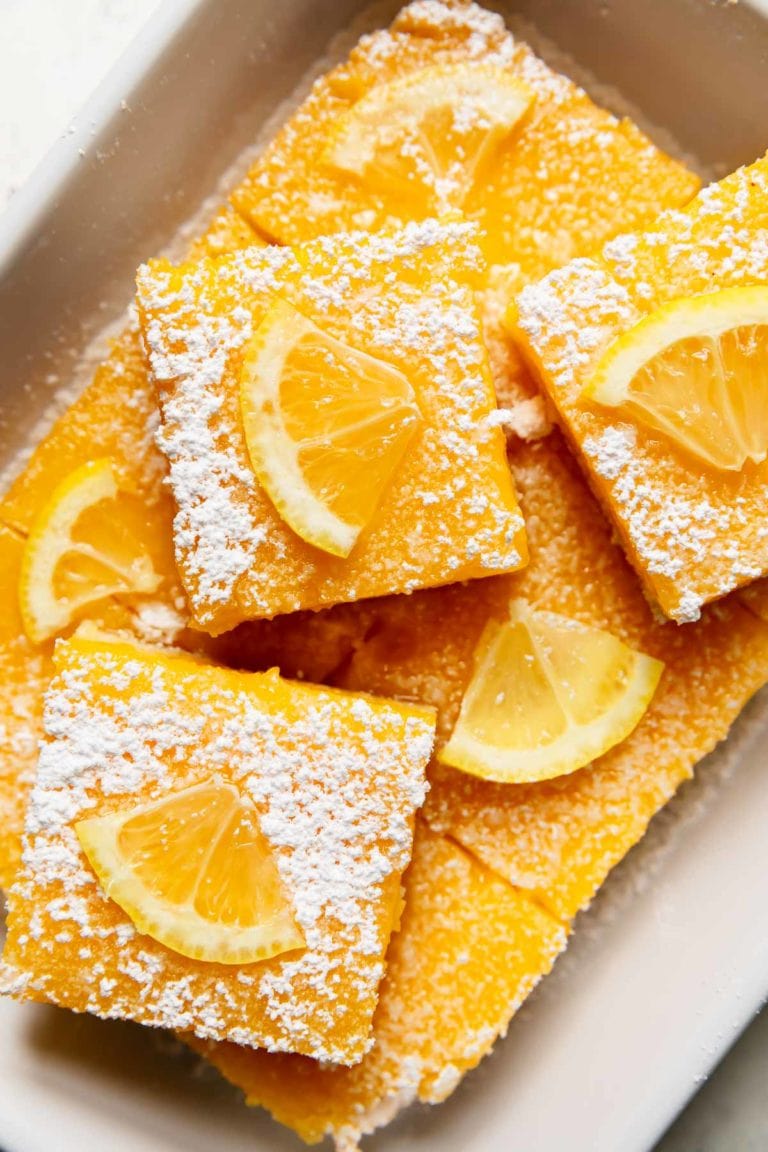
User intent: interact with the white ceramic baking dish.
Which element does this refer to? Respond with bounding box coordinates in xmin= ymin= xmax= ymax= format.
xmin=1 ymin=2 xmax=768 ymax=1150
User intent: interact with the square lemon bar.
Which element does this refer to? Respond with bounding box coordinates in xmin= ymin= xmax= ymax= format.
xmin=137 ymin=221 xmax=526 ymax=633
xmin=233 ymin=0 xmax=698 ymax=276
xmin=513 ymin=153 xmax=768 ymax=622
xmin=1 ymin=634 xmax=435 ymax=1064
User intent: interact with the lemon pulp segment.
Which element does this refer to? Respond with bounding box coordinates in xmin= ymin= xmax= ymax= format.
xmin=76 ymin=778 xmax=305 ymax=965
xmin=19 ymin=458 xmax=161 ymax=644
xmin=325 ymin=63 xmax=533 ymax=211
xmin=586 ymin=287 xmax=768 ymax=471
xmin=439 ymin=600 xmax=663 ymax=783
xmin=240 ymin=298 xmax=421 ymax=557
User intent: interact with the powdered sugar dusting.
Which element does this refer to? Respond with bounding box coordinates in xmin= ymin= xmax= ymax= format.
xmin=137 ymin=247 xmax=297 ymax=615
xmin=583 ymin=426 xmax=761 ymax=620
xmin=515 ymin=157 xmax=768 ymax=621
xmin=137 ymin=220 xmax=525 ymax=633
xmin=1 ymin=638 xmax=434 ymax=1064
xmin=517 ymin=258 xmax=638 ymax=388
xmin=366 ymin=1 xmax=516 ymax=70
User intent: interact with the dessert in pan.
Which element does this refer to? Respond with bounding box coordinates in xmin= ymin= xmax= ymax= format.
xmin=1 ymin=2 xmax=768 ymax=1148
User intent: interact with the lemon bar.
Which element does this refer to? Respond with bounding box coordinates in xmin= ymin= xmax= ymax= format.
xmin=192 ymin=821 xmax=566 ymax=1147
xmin=337 ymin=432 xmax=768 ymax=921
xmin=233 ymin=1 xmax=698 ymax=274
xmin=513 ymin=154 xmax=768 ymax=622
xmin=136 ymin=221 xmax=527 ymax=634
xmin=1 ymin=634 xmax=434 ymax=1063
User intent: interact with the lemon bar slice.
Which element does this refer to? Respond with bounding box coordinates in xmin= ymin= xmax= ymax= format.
xmin=136 ymin=221 xmax=527 ymax=634
xmin=513 ymin=153 xmax=768 ymax=622
xmin=192 ymin=822 xmax=566 ymax=1147
xmin=233 ymin=1 xmax=698 ymax=273
xmin=1 ymin=634 xmax=435 ymax=1063
xmin=338 ymin=432 xmax=768 ymax=921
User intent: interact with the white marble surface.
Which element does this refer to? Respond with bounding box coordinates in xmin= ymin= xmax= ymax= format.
xmin=0 ymin=2 xmax=763 ymax=1150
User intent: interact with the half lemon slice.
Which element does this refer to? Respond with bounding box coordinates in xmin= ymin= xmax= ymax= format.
xmin=585 ymin=287 xmax=768 ymax=472
xmin=76 ymin=778 xmax=305 ymax=965
xmin=19 ymin=458 xmax=161 ymax=645
xmin=325 ymin=63 xmax=532 ymax=211
xmin=240 ymin=298 xmax=421 ymax=557
xmin=439 ymin=600 xmax=663 ymax=784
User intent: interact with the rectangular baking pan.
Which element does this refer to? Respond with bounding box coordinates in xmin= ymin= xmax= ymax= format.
xmin=1 ymin=2 xmax=768 ymax=1150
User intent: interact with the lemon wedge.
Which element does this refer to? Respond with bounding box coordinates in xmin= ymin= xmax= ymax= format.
xmin=19 ymin=458 xmax=161 ymax=644
xmin=76 ymin=778 xmax=305 ymax=965
xmin=439 ymin=600 xmax=663 ymax=784
xmin=240 ymin=297 xmax=421 ymax=557
xmin=585 ymin=287 xmax=768 ymax=471
xmin=325 ymin=63 xmax=532 ymax=211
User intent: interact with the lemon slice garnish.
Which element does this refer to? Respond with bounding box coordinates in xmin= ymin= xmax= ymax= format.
xmin=76 ymin=778 xmax=305 ymax=965
xmin=19 ymin=458 xmax=161 ymax=644
xmin=439 ymin=600 xmax=663 ymax=784
xmin=240 ymin=298 xmax=421 ymax=557
xmin=585 ymin=287 xmax=768 ymax=471
xmin=325 ymin=63 xmax=532 ymax=211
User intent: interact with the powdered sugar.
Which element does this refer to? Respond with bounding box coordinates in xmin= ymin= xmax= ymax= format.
xmin=1 ymin=638 xmax=434 ymax=1064
xmin=584 ymin=426 xmax=747 ymax=618
xmin=138 ymin=247 xmax=296 ymax=615
xmin=137 ymin=220 xmax=525 ymax=633
xmin=584 ymin=424 xmax=637 ymax=481
xmin=388 ymin=0 xmax=516 ymax=67
xmin=517 ymin=259 xmax=637 ymax=388
xmin=515 ymin=157 xmax=768 ymax=621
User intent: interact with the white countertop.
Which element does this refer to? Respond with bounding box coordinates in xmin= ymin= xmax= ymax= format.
xmin=0 ymin=2 xmax=764 ymax=1150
